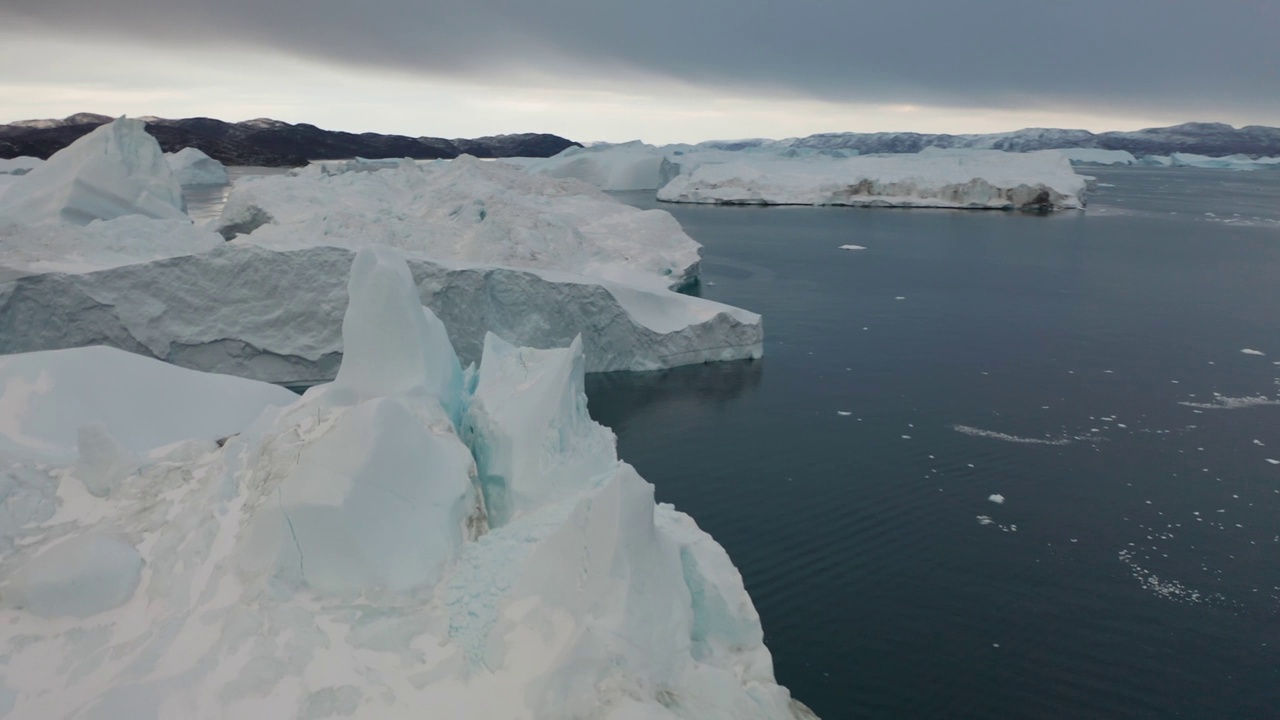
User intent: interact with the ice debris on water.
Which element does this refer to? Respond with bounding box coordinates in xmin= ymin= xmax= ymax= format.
xmin=988 ymin=494 xmax=1005 ymax=505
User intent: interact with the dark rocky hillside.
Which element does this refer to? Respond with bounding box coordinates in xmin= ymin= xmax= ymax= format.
xmin=0 ymin=114 xmax=581 ymax=166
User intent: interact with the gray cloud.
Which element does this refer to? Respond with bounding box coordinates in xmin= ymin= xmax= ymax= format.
xmin=6 ymin=0 xmax=1278 ymax=124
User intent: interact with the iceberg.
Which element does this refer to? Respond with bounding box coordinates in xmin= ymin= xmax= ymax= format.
xmin=658 ymin=149 xmax=1087 ymax=210
xmin=0 ymin=243 xmax=761 ymax=384
xmin=0 ymin=118 xmax=186 ymax=226
xmin=164 ymin=147 xmax=229 ymax=185
xmin=1168 ymin=153 xmax=1280 ymax=171
xmin=0 ymin=152 xmax=761 ymax=382
xmin=1058 ymin=148 xmax=1136 ymax=165
xmin=0 ymin=247 xmax=813 ymax=720
xmin=218 ymin=155 xmax=700 ymax=291
xmin=517 ymin=141 xmax=671 ymax=191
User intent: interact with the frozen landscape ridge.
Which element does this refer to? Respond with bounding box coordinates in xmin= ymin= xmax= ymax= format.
xmin=0 ymin=246 xmax=815 ymax=720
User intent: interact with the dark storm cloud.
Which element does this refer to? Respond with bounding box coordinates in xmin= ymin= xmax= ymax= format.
xmin=6 ymin=0 xmax=1278 ymax=122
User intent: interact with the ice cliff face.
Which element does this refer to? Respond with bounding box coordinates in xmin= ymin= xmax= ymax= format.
xmin=0 ymin=247 xmax=813 ymax=720
xmin=657 ymin=149 xmax=1087 ymax=210
xmin=0 ymin=118 xmax=186 ymax=226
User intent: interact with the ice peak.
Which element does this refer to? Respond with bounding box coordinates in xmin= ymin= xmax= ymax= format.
xmin=330 ymin=246 xmax=463 ymax=413
xmin=0 ymin=117 xmax=186 ymax=226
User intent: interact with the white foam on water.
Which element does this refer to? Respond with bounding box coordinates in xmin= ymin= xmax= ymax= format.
xmin=1178 ymin=394 xmax=1280 ymax=410
xmin=952 ymin=424 xmax=1073 ymax=446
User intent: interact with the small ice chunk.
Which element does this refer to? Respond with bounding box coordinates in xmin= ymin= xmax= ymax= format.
xmin=1266 ymin=459 xmax=1280 ymax=465
xmin=839 ymin=245 xmax=866 ymax=251
xmin=837 ymin=411 xmax=852 ymax=416
xmin=1241 ymin=349 xmax=1265 ymax=356
xmin=988 ymin=494 xmax=1005 ymax=505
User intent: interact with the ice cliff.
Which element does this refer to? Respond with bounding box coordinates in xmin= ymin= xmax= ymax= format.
xmin=657 ymin=149 xmax=1087 ymax=210
xmin=0 ymin=246 xmax=814 ymax=720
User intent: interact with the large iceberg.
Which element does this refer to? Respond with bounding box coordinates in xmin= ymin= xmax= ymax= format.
xmin=0 ymin=118 xmax=186 ymax=225
xmin=165 ymin=147 xmax=230 ymax=186
xmin=1057 ymin=148 xmax=1137 ymax=165
xmin=0 ymin=247 xmax=813 ymax=720
xmin=1166 ymin=153 xmax=1280 ymax=171
xmin=0 ymin=149 xmax=762 ymax=382
xmin=0 ymin=243 xmax=761 ymax=384
xmin=658 ymin=149 xmax=1088 ymax=210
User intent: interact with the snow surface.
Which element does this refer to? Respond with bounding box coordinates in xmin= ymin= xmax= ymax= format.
xmin=0 ymin=247 xmax=813 ymax=720
xmin=165 ymin=147 xmax=229 ymax=186
xmin=0 ymin=118 xmax=187 ymax=226
xmin=0 ymin=157 xmax=42 ymax=175
xmin=0 ymin=215 xmax=222 ymax=273
xmin=657 ymin=149 xmax=1087 ymax=210
xmin=0 ymin=345 xmax=297 ymax=464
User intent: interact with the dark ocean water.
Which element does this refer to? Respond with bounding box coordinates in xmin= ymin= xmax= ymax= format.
xmin=590 ymin=168 xmax=1280 ymax=719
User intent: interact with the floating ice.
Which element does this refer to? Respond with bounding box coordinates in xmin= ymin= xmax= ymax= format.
xmin=0 ymin=118 xmax=186 ymax=226
xmin=952 ymin=424 xmax=1073 ymax=445
xmin=839 ymin=244 xmax=866 ymax=250
xmin=164 ymin=147 xmax=229 ymax=186
xmin=989 ymin=494 xmax=1006 ymax=504
xmin=658 ymin=149 xmax=1087 ymax=210
xmin=1241 ymin=348 xmax=1265 ymax=356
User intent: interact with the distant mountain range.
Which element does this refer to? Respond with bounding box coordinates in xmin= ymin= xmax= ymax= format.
xmin=704 ymin=122 xmax=1280 ymax=157
xmin=0 ymin=113 xmax=581 ymax=166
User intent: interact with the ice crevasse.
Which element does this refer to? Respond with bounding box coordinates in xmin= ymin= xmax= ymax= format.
xmin=0 ymin=246 xmax=815 ymax=720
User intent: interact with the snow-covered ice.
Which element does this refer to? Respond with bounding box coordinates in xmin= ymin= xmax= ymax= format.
xmin=0 ymin=118 xmax=186 ymax=226
xmin=1241 ymin=348 xmax=1265 ymax=356
xmin=164 ymin=147 xmax=229 ymax=186
xmin=0 ymin=247 xmax=812 ymax=720
xmin=657 ymin=149 xmax=1087 ymax=210
xmin=839 ymin=245 xmax=866 ymax=251
xmin=988 ymin=494 xmax=1005 ymax=505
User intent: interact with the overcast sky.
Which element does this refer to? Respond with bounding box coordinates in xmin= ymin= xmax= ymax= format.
xmin=3 ymin=0 xmax=1276 ymax=144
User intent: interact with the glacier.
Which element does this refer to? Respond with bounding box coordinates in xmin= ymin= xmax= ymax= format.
xmin=0 ymin=246 xmax=814 ymax=720
xmin=165 ymin=147 xmax=230 ymax=186
xmin=0 ymin=119 xmax=762 ymax=381
xmin=0 ymin=118 xmax=186 ymax=225
xmin=657 ymin=149 xmax=1087 ymax=210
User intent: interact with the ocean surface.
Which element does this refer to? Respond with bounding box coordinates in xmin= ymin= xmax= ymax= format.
xmin=188 ymin=165 xmax=1280 ymax=719
xmin=591 ymin=168 xmax=1280 ymax=719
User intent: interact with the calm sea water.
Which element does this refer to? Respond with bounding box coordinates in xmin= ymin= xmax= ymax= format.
xmin=590 ymin=168 xmax=1280 ymax=719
